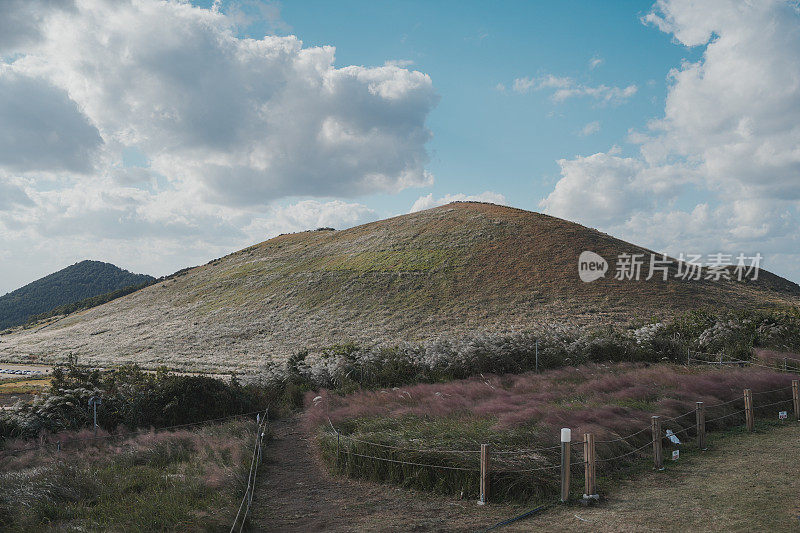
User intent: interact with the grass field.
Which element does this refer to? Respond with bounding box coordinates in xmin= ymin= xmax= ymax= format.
xmin=533 ymin=421 xmax=800 ymax=532
xmin=0 ymin=377 xmax=50 ymax=395
xmin=0 ymin=419 xmax=259 ymax=531
xmin=309 ymin=363 xmax=797 ymax=502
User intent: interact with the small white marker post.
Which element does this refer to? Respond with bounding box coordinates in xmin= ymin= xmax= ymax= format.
xmin=560 ymin=428 xmax=571 ymax=503
xmin=88 ymin=396 xmax=102 ymax=439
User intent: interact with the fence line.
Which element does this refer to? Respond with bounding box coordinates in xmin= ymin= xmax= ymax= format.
xmin=337 ymin=430 xmax=563 ymax=456
xmin=594 ymin=439 xmax=655 ymax=463
xmin=594 ymin=425 xmax=651 ymax=444
xmin=344 ymin=450 xmax=480 ymax=471
xmin=690 ymin=352 xmax=800 ymax=375
xmin=230 ymin=407 xmax=269 ymax=533
xmin=326 ymin=373 xmax=799 ymax=505
xmin=705 ymin=408 xmax=747 ymax=425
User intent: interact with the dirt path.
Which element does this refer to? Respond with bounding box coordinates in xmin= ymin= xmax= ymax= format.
xmin=247 ymin=417 xmax=529 ymax=532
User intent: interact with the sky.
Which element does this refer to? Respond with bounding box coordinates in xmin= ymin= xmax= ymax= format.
xmin=1 ymin=0 xmax=799 ymax=294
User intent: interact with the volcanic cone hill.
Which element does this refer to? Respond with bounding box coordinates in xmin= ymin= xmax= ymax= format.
xmin=1 ymin=202 xmax=798 ymax=373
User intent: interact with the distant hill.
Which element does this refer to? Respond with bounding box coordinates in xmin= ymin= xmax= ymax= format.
xmin=0 ymin=261 xmax=154 ymax=330
xmin=1 ymin=203 xmax=798 ymax=372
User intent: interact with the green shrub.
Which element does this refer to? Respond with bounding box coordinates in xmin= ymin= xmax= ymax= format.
xmin=0 ymin=362 xmax=267 ymax=442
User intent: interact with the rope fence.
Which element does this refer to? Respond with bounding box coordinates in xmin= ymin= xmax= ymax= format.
xmin=230 ymin=407 xmax=269 ymax=533
xmin=327 ymin=374 xmax=800 ymax=505
xmin=689 ymin=350 xmax=800 ymax=375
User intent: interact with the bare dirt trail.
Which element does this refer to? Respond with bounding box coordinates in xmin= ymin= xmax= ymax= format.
xmin=247 ymin=417 xmax=529 ymax=532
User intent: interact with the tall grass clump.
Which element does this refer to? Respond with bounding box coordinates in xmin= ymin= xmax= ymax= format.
xmin=0 ymin=419 xmax=258 ymax=531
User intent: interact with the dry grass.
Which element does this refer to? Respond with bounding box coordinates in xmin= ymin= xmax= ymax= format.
xmin=0 ymin=377 xmax=49 ymax=395
xmin=0 ymin=419 xmax=257 ymax=531
xmin=1 ymin=203 xmax=798 ymax=373
xmin=530 ymin=422 xmax=800 ymax=532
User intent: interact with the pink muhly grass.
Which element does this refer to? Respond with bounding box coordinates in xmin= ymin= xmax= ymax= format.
xmin=755 ymin=348 xmax=800 ymax=366
xmin=1 ymin=421 xmax=251 ymax=475
xmin=308 ymin=362 xmax=796 ymax=446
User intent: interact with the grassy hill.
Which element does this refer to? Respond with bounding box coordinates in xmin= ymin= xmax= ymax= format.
xmin=0 ymin=260 xmax=154 ymax=330
xmin=0 ymin=203 xmax=798 ymax=372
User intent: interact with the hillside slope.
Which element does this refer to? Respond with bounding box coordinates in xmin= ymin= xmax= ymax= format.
xmin=0 ymin=203 xmax=798 ymax=372
xmin=0 ymin=260 xmax=154 ymax=330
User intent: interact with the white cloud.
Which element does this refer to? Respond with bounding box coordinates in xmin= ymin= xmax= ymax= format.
xmin=0 ymin=65 xmax=102 ymax=174
xmin=0 ymin=176 xmax=32 ymax=210
xmin=8 ymin=0 xmax=437 ymax=206
xmin=511 ymin=74 xmax=637 ymax=105
xmin=589 ymin=55 xmax=604 ymax=70
xmin=245 ymin=200 xmax=377 ymax=236
xmin=0 ymin=183 xmax=378 ymax=293
xmin=385 ymin=59 xmax=414 ymax=68
xmin=512 ymin=75 xmax=571 ymax=94
xmin=541 ymin=0 xmax=800 ymax=282
xmin=541 ymin=154 xmax=653 ymax=226
xmin=580 ymin=121 xmax=601 ymax=136
xmin=409 ymin=191 xmax=507 ymax=213
xmin=0 ymin=0 xmax=440 ymax=293
xmin=552 ymin=83 xmax=637 ymax=104
xmin=0 ymin=0 xmax=75 ymax=54
xmin=511 ymin=77 xmax=536 ymax=93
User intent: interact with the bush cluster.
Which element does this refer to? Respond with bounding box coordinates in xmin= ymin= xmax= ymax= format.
xmin=259 ymin=309 xmax=800 ymax=400
xmin=0 ymin=361 xmax=266 ymax=442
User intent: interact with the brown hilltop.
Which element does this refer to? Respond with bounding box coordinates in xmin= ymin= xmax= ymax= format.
xmin=2 ymin=202 xmax=798 ymax=372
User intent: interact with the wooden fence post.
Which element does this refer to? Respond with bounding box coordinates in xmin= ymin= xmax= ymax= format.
xmin=744 ymin=389 xmax=754 ymax=431
xmin=560 ymin=428 xmax=571 ymax=503
xmin=651 ymin=416 xmax=663 ymax=470
xmin=479 ymin=444 xmax=490 ymax=505
xmin=792 ymin=380 xmax=799 ymax=422
xmin=583 ymin=433 xmax=598 ymax=501
xmin=696 ymin=401 xmax=706 ymax=451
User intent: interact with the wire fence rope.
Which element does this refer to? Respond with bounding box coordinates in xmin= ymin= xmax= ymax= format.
xmin=230 ymin=406 xmax=269 ymax=533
